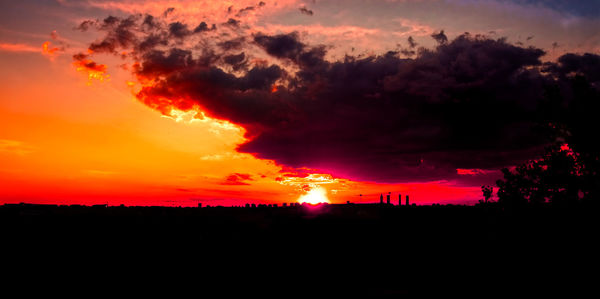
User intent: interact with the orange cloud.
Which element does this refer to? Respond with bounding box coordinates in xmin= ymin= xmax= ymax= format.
xmin=0 ymin=42 xmax=39 ymax=53
xmin=41 ymin=41 xmax=60 ymax=59
xmin=391 ymin=18 xmax=436 ymax=37
xmin=86 ymin=0 xmax=301 ymax=25
xmin=456 ymin=168 xmax=493 ymax=175
xmin=72 ymin=54 xmax=110 ymax=84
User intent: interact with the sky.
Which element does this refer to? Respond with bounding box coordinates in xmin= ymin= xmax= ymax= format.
xmin=0 ymin=0 xmax=599 ymax=206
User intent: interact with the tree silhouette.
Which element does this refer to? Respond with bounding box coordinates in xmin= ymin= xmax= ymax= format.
xmin=496 ymin=144 xmax=581 ymax=207
xmin=496 ymin=76 xmax=600 ymax=207
xmin=481 ymin=185 xmax=493 ymax=204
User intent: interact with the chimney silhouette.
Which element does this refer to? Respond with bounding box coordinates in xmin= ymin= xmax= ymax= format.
xmin=380 ymin=193 xmax=383 ymax=204
xmin=398 ymin=194 xmax=402 ymax=206
xmin=405 ymin=195 xmax=410 ymax=206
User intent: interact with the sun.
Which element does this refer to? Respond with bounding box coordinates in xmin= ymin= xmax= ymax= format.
xmin=298 ymin=187 xmax=330 ymax=204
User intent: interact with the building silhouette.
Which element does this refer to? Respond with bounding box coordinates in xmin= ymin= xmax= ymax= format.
xmin=406 ymin=195 xmax=410 ymax=206
xmin=398 ymin=194 xmax=402 ymax=206
xmin=380 ymin=194 xmax=383 ymax=204
xmin=386 ymin=194 xmax=391 ymax=205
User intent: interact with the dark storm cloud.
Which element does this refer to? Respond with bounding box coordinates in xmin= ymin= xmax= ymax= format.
xmin=76 ymin=20 xmax=96 ymax=31
xmin=168 ymin=22 xmax=191 ymax=39
xmin=299 ymin=7 xmax=314 ymax=16
xmin=253 ymin=32 xmax=327 ymax=70
xmin=237 ymin=6 xmax=255 ymax=16
xmin=217 ymin=37 xmax=246 ymax=51
xmin=138 ymin=33 xmax=551 ymax=181
xmin=193 ymin=21 xmax=216 ymax=33
xmin=78 ymin=15 xmax=140 ymax=54
xmin=223 ymin=52 xmax=248 ymax=71
xmin=77 ymin=13 xmax=600 ymax=182
xmin=544 ymin=53 xmax=600 ymax=87
xmin=252 ymin=31 xmax=324 ymax=66
xmin=254 ymin=32 xmax=304 ymax=58
xmin=162 ymin=7 xmax=175 ymax=18
xmin=225 ymin=18 xmax=241 ymax=28
xmin=136 ymin=33 xmax=168 ymax=53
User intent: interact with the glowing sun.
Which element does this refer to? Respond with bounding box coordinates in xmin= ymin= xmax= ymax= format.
xmin=298 ymin=187 xmax=330 ymax=204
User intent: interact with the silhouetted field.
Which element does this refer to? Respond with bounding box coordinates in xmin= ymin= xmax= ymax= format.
xmin=2 ymin=202 xmax=598 ymax=297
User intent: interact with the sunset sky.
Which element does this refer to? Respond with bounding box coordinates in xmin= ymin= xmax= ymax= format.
xmin=1 ymin=0 xmax=599 ymax=206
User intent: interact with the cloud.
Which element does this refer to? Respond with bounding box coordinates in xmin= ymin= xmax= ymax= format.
xmin=545 ymin=53 xmax=600 ymax=87
xmin=457 ymin=169 xmax=494 ymax=176
xmin=75 ymin=12 xmax=600 ymax=183
xmin=0 ymin=40 xmax=64 ymax=60
xmin=84 ymin=0 xmax=301 ymax=24
xmin=72 ymin=52 xmax=110 ymax=84
xmin=193 ymin=21 xmax=216 ymax=33
xmin=41 ymin=41 xmax=61 ymax=58
xmin=0 ymin=43 xmax=39 ymax=53
xmin=299 ymin=6 xmax=313 ymax=16
xmin=168 ymin=21 xmax=192 ymax=38
xmin=50 ymin=30 xmax=59 ymax=40
xmin=221 ymin=173 xmax=254 ymax=185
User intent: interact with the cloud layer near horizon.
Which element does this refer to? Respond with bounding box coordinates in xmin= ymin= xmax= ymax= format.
xmin=75 ymin=10 xmax=600 ymax=182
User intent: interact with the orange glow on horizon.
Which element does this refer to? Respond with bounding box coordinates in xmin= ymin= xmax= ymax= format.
xmin=298 ymin=187 xmax=330 ymax=204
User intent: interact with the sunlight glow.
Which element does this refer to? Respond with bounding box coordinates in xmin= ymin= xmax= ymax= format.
xmin=167 ymin=108 xmax=200 ymax=123
xmin=298 ymin=186 xmax=330 ymax=204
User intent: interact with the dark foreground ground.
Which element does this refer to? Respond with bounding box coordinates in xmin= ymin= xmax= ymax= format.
xmin=2 ymin=202 xmax=598 ymax=297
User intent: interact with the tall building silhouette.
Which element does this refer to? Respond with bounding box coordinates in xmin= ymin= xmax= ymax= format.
xmin=380 ymin=194 xmax=383 ymax=204
xmin=386 ymin=194 xmax=391 ymax=205
xmin=405 ymin=195 xmax=410 ymax=206
xmin=398 ymin=194 xmax=402 ymax=206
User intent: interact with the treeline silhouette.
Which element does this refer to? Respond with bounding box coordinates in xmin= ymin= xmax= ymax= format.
xmin=2 ymin=200 xmax=598 ymax=296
